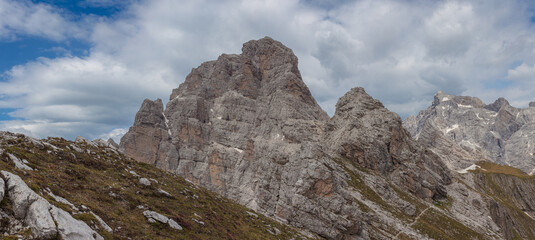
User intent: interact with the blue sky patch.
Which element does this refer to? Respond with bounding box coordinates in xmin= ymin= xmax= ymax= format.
xmin=31 ymin=0 xmax=127 ymax=17
xmin=0 ymin=37 xmax=90 ymax=73
xmin=0 ymin=108 xmax=19 ymax=121
xmin=484 ymin=79 xmax=514 ymax=90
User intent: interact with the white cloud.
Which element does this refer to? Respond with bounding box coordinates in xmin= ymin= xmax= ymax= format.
xmin=98 ymin=127 xmax=128 ymax=143
xmin=0 ymin=53 xmax=175 ymax=139
xmin=0 ymin=0 xmax=87 ymax=40
xmin=508 ymin=63 xmax=535 ymax=82
xmin=2 ymin=0 xmax=535 ymax=141
xmin=423 ymin=2 xmax=475 ymax=57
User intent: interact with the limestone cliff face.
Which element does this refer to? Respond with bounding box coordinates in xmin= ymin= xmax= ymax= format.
xmin=404 ymin=91 xmax=535 ymax=173
xmin=121 ymin=37 xmax=452 ymax=239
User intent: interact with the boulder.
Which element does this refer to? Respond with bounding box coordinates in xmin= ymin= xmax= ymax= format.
xmin=143 ymin=210 xmax=182 ymax=230
xmin=139 ymin=178 xmax=151 ymax=186
xmin=143 ymin=210 xmax=168 ymax=223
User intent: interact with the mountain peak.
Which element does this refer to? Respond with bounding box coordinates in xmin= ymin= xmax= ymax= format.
xmin=242 ymin=36 xmax=294 ymax=59
xmin=432 ymin=90 xmax=452 ymax=105
xmin=334 ymin=87 xmax=385 ymax=117
xmin=432 ymin=91 xmax=485 ymax=108
xmin=122 ymin=38 xmax=452 ymax=239
xmin=485 ymin=97 xmax=510 ymax=112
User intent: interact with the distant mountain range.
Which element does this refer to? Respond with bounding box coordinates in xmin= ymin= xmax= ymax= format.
xmin=404 ymin=91 xmax=535 ymax=175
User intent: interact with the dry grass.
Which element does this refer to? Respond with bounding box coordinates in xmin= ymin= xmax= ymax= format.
xmin=475 ymin=161 xmax=533 ymax=178
xmin=0 ymin=135 xmax=311 ymax=240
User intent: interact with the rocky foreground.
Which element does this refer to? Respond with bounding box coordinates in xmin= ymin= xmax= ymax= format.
xmin=0 ymin=132 xmax=307 ymax=239
xmin=120 ymin=37 xmax=535 ymax=239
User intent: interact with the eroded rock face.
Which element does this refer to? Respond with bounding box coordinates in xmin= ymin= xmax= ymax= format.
xmin=121 ymin=37 xmax=452 ymax=239
xmin=404 ymin=91 xmax=535 ymax=173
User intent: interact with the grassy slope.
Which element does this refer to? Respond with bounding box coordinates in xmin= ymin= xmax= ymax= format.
xmin=472 ymin=161 xmax=535 ymax=239
xmin=334 ymin=157 xmax=487 ymax=240
xmin=0 ymin=135 xmax=309 ymax=240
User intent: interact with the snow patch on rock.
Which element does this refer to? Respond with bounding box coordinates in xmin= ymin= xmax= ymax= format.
xmin=444 ymin=124 xmax=459 ymax=134
xmin=233 ymin=148 xmax=243 ymax=153
xmin=458 ymin=164 xmax=481 ymax=174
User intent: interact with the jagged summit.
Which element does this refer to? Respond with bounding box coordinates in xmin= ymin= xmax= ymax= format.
xmin=168 ymin=36 xmax=326 ymax=120
xmin=485 ymin=97 xmax=511 ymax=112
xmin=334 ymin=87 xmax=385 ymax=114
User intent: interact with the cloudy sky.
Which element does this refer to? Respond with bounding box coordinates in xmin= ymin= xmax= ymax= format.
xmin=1 ymin=0 xmax=535 ymax=141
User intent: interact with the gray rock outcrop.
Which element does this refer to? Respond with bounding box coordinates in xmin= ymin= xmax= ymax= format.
xmin=1 ymin=170 xmax=103 ymax=240
xmin=121 ymin=37 xmax=452 ymax=239
xmin=404 ymin=91 xmax=535 ymax=173
xmin=8 ymin=153 xmax=33 ymax=170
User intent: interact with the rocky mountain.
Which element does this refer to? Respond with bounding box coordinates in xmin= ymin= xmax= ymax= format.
xmin=404 ymin=91 xmax=535 ymax=174
xmin=120 ymin=37 xmax=535 ymax=239
xmin=0 ymin=132 xmax=307 ymax=239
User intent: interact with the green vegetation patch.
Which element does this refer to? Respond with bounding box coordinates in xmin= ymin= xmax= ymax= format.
xmin=433 ymin=196 xmax=452 ymax=211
